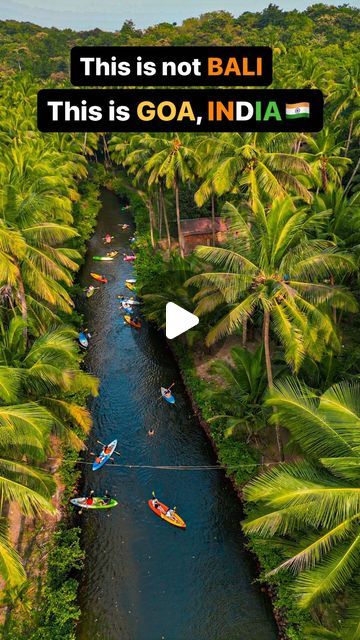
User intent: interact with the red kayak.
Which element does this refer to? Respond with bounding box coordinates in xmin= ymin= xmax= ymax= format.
xmin=90 ymin=272 xmax=108 ymax=283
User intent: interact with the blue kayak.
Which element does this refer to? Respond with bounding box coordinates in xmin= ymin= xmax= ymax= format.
xmin=161 ymin=387 xmax=175 ymax=404
xmin=79 ymin=332 xmax=89 ymax=349
xmin=92 ymin=439 xmax=118 ymax=471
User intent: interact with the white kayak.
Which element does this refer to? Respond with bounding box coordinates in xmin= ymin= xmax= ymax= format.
xmin=122 ymin=299 xmax=140 ymax=305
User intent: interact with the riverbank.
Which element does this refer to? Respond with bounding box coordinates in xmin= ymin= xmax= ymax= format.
xmin=120 ymin=185 xmax=309 ymax=640
xmin=0 ymin=171 xmax=103 ymax=640
xmin=170 ymin=344 xmax=308 ymax=640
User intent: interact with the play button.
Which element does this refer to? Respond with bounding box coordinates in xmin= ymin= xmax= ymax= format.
xmin=166 ymin=302 xmax=199 ymax=340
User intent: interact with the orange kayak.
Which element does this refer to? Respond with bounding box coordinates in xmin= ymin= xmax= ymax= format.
xmin=90 ymin=273 xmax=108 ymax=283
xmin=148 ymin=499 xmax=186 ymax=529
xmin=124 ymin=315 xmax=141 ymax=329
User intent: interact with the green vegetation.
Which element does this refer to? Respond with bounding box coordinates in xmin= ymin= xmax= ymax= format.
xmin=0 ymin=3 xmax=359 ymax=638
xmin=105 ymin=8 xmax=359 ymax=637
xmin=0 ymin=74 xmax=101 ymax=637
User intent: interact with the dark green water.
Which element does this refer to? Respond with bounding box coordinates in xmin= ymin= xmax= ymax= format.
xmin=76 ymin=189 xmax=277 ymax=640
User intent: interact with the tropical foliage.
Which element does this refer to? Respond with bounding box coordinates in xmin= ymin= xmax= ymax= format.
xmin=0 ymin=60 xmax=100 ymax=639
xmin=0 ymin=3 xmax=359 ymax=639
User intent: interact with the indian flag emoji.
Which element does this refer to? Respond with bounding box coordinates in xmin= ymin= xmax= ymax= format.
xmin=285 ymin=102 xmax=310 ymax=119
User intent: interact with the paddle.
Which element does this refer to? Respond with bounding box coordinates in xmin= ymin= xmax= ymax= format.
xmin=158 ymin=382 xmax=175 ymax=401
xmin=96 ymin=440 xmax=121 ymax=457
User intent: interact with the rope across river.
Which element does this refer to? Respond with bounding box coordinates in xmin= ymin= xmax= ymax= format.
xmin=58 ymin=460 xmax=276 ymax=470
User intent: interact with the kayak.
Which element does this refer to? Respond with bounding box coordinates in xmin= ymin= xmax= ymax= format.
xmin=93 ymin=256 xmax=114 ymax=261
xmin=124 ymin=315 xmax=141 ymax=329
xmin=92 ymin=439 xmax=118 ymax=471
xmin=148 ymin=499 xmax=186 ymax=529
xmin=123 ymin=255 xmax=136 ymax=262
xmin=90 ymin=273 xmax=108 ymax=283
xmin=78 ymin=332 xmax=89 ymax=349
xmin=126 ymin=279 xmax=136 ymax=284
xmin=122 ymin=304 xmax=134 ymax=314
xmin=126 ymin=283 xmax=136 ymax=291
xmin=122 ymin=298 xmax=140 ymax=306
xmin=161 ymin=387 xmax=175 ymax=404
xmin=107 ymin=251 xmax=118 ymax=258
xmin=71 ymin=497 xmax=118 ymax=510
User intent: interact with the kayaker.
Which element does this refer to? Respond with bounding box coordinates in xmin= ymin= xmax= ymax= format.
xmin=86 ymin=285 xmax=95 ymax=295
xmin=166 ymin=507 xmax=176 ymax=519
xmin=103 ymin=444 xmax=112 ymax=455
xmin=152 ymin=498 xmax=161 ymax=509
xmin=102 ymin=490 xmax=111 ymax=505
xmin=165 ymin=388 xmax=172 ymax=398
xmin=86 ymin=490 xmax=95 ymax=505
xmin=148 ymin=429 xmax=155 ymax=437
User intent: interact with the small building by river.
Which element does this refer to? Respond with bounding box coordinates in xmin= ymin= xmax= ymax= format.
xmin=180 ymin=217 xmax=228 ymax=255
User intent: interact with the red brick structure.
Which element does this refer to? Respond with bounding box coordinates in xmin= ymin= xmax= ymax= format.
xmin=180 ymin=217 xmax=228 ymax=255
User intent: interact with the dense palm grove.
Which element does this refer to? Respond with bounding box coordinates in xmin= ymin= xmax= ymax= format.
xmin=0 ymin=4 xmax=359 ymax=639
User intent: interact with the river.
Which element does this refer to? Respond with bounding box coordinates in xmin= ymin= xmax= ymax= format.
xmin=76 ymin=188 xmax=277 ymax=640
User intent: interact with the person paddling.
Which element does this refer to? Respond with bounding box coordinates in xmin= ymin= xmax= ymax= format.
xmin=86 ymin=490 xmax=95 ymax=506
xmin=103 ymin=444 xmax=112 ymax=455
xmin=102 ymin=490 xmax=111 ymax=505
xmin=166 ymin=507 xmax=176 ymax=520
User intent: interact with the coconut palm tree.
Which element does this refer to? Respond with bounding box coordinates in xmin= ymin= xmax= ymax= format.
xmin=0 ymin=319 xmax=97 ymax=586
xmin=187 ymin=197 xmax=357 ymax=457
xmin=328 ymin=63 xmax=360 ymax=156
xmin=0 ymin=318 xmax=98 ymax=449
xmin=194 ymin=132 xmax=313 ymax=207
xmin=142 ymin=133 xmax=198 ymax=257
xmin=244 ymin=378 xmax=360 ymax=609
xmin=140 ymin=253 xmax=200 ymax=331
xmin=0 ymin=178 xmax=80 ymax=338
xmin=205 ymin=345 xmax=284 ymax=440
xmin=301 ymin=128 xmax=351 ymax=192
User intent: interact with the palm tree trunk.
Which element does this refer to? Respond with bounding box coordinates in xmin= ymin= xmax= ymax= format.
xmin=345 ymin=117 xmax=354 ymax=157
xmin=211 ymin=193 xmax=216 ymax=246
xmin=146 ymin=200 xmax=156 ymax=249
xmin=321 ymin=158 xmax=328 ymax=192
xmin=344 ymin=157 xmax=360 ymax=194
xmin=160 ymin=185 xmax=171 ymax=251
xmin=102 ymin=134 xmax=111 ymax=168
xmin=242 ymin=318 xmax=247 ymax=346
xmin=330 ymin=274 xmax=336 ymax=324
xmin=174 ymin=175 xmax=184 ymax=258
xmin=157 ymin=188 xmax=162 ymax=241
xmin=263 ymin=310 xmax=284 ymax=461
xmin=14 ymin=261 xmax=28 ymax=343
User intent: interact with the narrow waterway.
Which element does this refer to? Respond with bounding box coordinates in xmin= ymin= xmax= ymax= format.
xmin=76 ymin=189 xmax=277 ymax=640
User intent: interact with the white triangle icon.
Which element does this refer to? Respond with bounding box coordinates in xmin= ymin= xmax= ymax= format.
xmin=166 ymin=302 xmax=199 ymax=340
